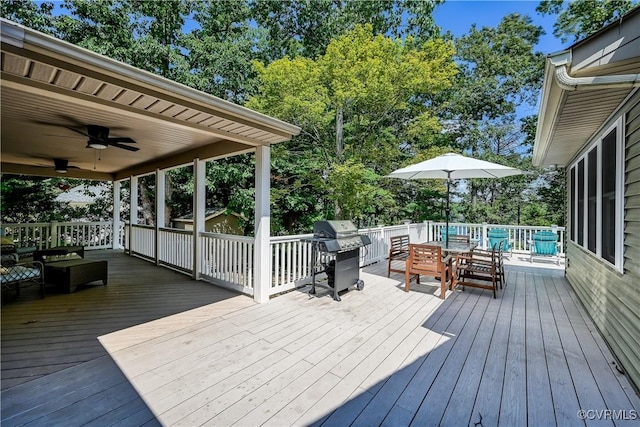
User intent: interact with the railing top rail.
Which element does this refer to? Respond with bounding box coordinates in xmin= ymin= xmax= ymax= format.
xmin=2 ymin=222 xmax=54 ymax=228
xmin=201 ymin=232 xmax=255 ymax=243
xmin=130 ymin=224 xmax=155 ymax=229
xmin=430 ymin=221 xmax=566 ymax=231
xmin=359 ymin=224 xmax=406 ymax=230
xmin=270 ymin=233 xmax=313 ymax=242
xmin=159 ymin=227 xmax=194 ymax=235
xmin=56 ymin=221 xmax=113 ymax=226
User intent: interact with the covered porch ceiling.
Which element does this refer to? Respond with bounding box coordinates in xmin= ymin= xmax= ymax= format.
xmin=0 ymin=19 xmax=300 ymax=181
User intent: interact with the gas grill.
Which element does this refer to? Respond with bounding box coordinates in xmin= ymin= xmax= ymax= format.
xmin=302 ymin=220 xmax=371 ymax=301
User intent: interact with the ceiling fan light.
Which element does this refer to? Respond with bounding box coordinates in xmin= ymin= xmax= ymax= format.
xmin=53 ymin=158 xmax=68 ymax=173
xmin=87 ymin=139 xmax=107 ymax=149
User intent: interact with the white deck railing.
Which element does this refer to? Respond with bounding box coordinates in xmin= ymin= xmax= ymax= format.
xmin=158 ymin=228 xmax=193 ymax=272
xmin=4 ymin=220 xmax=565 ymax=298
xmin=130 ymin=224 xmax=155 ymax=259
xmin=2 ymin=221 xmax=117 ymax=250
xmin=431 ymin=222 xmax=565 ymax=253
xmin=200 ymin=233 xmax=255 ymax=294
xmin=270 ymin=234 xmax=314 ymax=295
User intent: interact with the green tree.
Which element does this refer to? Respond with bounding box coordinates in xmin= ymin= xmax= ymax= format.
xmin=248 ymin=24 xmax=457 ymax=223
xmin=0 ymin=0 xmax=55 ymax=32
xmin=439 ymin=14 xmax=545 ymax=223
xmin=55 ymin=0 xmax=137 ymax=63
xmin=537 ymin=0 xmax=636 ymax=43
xmin=250 ymin=0 xmax=443 ymax=61
xmin=184 ymin=0 xmax=264 ymax=103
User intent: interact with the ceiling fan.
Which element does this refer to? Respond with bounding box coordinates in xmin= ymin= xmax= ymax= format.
xmin=34 ymin=158 xmax=81 ymax=174
xmin=53 ymin=158 xmax=77 ymax=173
xmin=66 ymin=125 xmax=140 ymax=152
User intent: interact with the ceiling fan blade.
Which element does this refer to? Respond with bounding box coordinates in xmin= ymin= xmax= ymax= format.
xmin=65 ymin=126 xmax=91 ymax=138
xmin=109 ymin=142 xmax=140 ymax=152
xmin=108 ymin=137 xmax=136 ymax=144
xmin=43 ymin=133 xmax=86 ymax=139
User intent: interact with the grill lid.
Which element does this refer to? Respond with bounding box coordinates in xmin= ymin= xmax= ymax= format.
xmin=313 ymin=220 xmax=358 ymax=238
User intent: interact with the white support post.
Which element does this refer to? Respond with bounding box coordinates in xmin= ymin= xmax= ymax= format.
xmin=113 ymin=181 xmax=121 ymax=249
xmin=254 ymin=145 xmax=271 ymax=303
xmin=130 ymin=175 xmax=138 ymax=255
xmin=50 ymin=221 xmax=59 ymax=248
xmin=192 ymin=159 xmax=206 ymax=280
xmin=482 ymin=222 xmax=488 ymax=250
xmin=155 ymin=169 xmax=166 ymax=266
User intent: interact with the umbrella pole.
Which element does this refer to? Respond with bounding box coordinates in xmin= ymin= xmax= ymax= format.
xmin=445 ymin=175 xmax=451 ymax=248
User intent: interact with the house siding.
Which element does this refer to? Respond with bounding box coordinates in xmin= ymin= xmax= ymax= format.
xmin=565 ymin=92 xmax=640 ymax=392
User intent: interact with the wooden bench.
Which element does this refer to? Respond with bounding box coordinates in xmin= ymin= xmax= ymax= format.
xmin=45 ymin=259 xmax=108 ymax=294
xmin=388 ymin=235 xmax=410 ymax=277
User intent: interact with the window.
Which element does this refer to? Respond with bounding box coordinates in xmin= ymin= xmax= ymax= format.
xmin=577 ymin=159 xmax=584 ymax=246
xmin=570 ymin=167 xmax=576 ymax=241
xmin=601 ymin=130 xmax=617 ymax=264
xmin=569 ymin=119 xmax=623 ymax=272
xmin=587 ymin=148 xmax=597 ymax=253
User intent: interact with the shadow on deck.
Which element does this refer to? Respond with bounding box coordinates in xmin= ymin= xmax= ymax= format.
xmin=2 ymin=251 xmax=638 ymax=426
xmin=1 ymin=250 xmax=253 ymax=426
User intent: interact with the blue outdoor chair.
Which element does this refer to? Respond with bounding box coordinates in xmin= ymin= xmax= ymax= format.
xmin=529 ymin=231 xmax=561 ymax=265
xmin=441 ymin=226 xmax=459 ymax=242
xmin=487 ymin=229 xmax=512 ymax=258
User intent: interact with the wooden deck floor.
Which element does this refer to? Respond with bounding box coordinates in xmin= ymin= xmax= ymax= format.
xmin=2 ymin=252 xmax=639 ymax=426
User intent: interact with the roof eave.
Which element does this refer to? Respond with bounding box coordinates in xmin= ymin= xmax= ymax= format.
xmin=533 ymin=51 xmax=571 ymax=167
xmin=0 ymin=19 xmax=301 ymax=139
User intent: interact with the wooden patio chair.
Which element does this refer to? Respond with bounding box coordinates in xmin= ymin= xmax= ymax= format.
xmin=454 ymin=246 xmax=499 ymax=298
xmin=387 ymin=234 xmax=410 ymax=277
xmin=446 ymin=234 xmax=470 ymax=244
xmin=405 ymin=244 xmax=453 ymax=299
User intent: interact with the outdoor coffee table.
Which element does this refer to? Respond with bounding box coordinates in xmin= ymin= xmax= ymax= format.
xmin=44 ymin=259 xmax=107 ymax=294
xmin=34 ymin=245 xmax=85 ymax=263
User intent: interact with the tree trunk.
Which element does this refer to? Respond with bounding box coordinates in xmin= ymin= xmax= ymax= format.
xmin=334 ymin=107 xmax=344 ymax=219
xmin=164 ymin=173 xmax=173 ymax=227
xmin=335 ymin=108 xmax=344 ymax=162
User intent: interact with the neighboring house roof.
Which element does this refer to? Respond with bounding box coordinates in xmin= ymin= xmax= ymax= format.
xmin=55 ymin=185 xmax=108 ymax=204
xmin=172 ymin=209 xmax=247 ymax=223
xmin=533 ymin=6 xmax=640 ymax=167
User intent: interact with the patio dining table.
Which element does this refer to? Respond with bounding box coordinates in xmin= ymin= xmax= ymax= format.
xmin=419 ymin=241 xmax=478 ymax=284
xmin=421 ymin=240 xmax=477 ymax=256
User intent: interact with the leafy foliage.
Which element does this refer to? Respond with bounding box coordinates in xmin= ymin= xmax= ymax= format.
xmin=248 ymin=24 xmax=457 ymax=225
xmin=537 ymin=0 xmax=637 ymax=43
xmin=1 ymin=0 xmax=584 ymax=231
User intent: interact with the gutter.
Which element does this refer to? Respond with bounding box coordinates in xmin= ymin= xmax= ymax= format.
xmin=533 ymin=50 xmax=639 ymax=166
xmin=554 ymin=65 xmax=640 ymax=91
xmin=549 ymin=50 xmax=640 ymax=90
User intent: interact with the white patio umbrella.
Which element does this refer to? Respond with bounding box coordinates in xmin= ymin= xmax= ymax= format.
xmin=387 ymin=152 xmax=523 ymax=246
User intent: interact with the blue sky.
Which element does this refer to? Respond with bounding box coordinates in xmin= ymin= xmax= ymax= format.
xmin=434 ymin=0 xmax=565 ymax=53
xmin=434 ymin=1 xmax=565 ymax=118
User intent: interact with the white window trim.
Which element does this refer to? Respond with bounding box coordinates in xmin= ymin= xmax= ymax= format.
xmin=614 ymin=116 xmax=624 ymax=271
xmin=569 ymin=116 xmax=624 ymax=273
